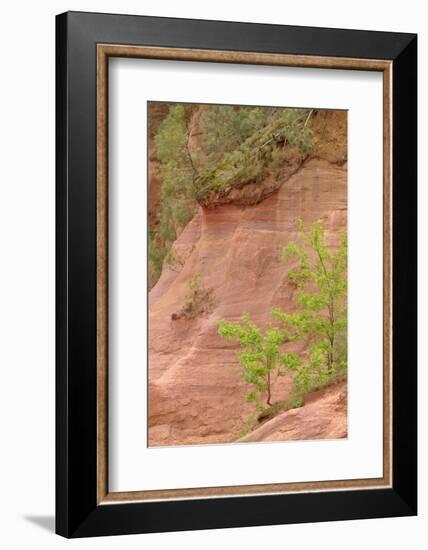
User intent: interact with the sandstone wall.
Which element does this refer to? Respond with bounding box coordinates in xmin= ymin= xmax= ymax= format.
xmin=148 ymin=157 xmax=347 ymax=446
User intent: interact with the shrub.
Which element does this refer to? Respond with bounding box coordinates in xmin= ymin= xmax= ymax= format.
xmin=171 ymin=273 xmax=214 ymax=320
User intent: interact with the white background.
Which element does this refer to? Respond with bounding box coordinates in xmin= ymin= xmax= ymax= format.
xmin=110 ymin=59 xmax=383 ymax=492
xmin=0 ymin=1 xmax=425 ymax=548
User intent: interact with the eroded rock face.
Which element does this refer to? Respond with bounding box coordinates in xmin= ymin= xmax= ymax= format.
xmin=239 ymin=381 xmax=347 ymax=443
xmin=148 ymin=158 xmax=347 ymax=446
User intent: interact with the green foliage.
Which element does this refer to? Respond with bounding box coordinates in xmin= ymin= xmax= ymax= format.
xmin=257 ymin=394 xmax=304 ymax=423
xmin=217 ymin=219 xmax=347 ymax=435
xmin=156 ymin=104 xmax=197 ymax=208
xmin=236 ymin=414 xmax=258 ymax=439
xmin=150 ymin=105 xmax=198 ymax=285
xmin=202 ymin=106 xmax=275 ymax=161
xmin=186 ymin=272 xmax=202 ymax=296
xmin=273 ymin=218 xmax=348 ymax=392
xmin=257 ymin=368 xmax=346 ymax=425
xmin=164 ymin=247 xmax=187 ymax=273
xmin=180 ymin=273 xmax=204 ymax=317
xmin=217 ymin=313 xmax=300 ymax=408
xmin=195 ymin=108 xmax=314 ymax=202
xmin=148 ymin=226 xmax=164 ymax=284
xmin=172 ymin=273 xmax=214 ymax=320
xmin=150 ymin=105 xmax=315 ymax=287
xmin=274 ymin=108 xmax=315 ymax=153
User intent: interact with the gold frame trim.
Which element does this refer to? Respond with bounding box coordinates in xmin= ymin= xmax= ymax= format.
xmin=96 ymin=44 xmax=392 ymax=504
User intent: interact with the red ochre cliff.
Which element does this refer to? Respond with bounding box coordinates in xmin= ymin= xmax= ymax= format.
xmin=148 ymin=108 xmax=347 ymax=446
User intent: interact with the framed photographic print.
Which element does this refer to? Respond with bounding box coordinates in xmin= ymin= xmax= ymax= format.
xmin=56 ymin=11 xmax=417 ymax=538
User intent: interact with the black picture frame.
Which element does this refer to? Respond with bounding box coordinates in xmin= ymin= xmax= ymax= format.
xmin=56 ymin=11 xmax=417 ymax=538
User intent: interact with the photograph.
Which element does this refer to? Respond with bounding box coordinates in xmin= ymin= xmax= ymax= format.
xmin=0 ymin=2 xmax=418 ymax=544
xmin=147 ymin=101 xmax=348 ymax=447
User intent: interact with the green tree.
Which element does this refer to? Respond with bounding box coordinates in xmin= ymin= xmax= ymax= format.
xmin=273 ymin=218 xmax=347 ymax=391
xmin=218 ymin=314 xmax=299 ymax=407
xmin=155 ymin=104 xmax=197 ymax=226
xmin=149 ymin=105 xmax=198 ymax=284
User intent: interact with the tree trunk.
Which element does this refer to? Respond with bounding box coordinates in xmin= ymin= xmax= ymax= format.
xmin=327 ymin=296 xmax=335 ymax=372
xmin=266 ymin=371 xmax=272 ymax=406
